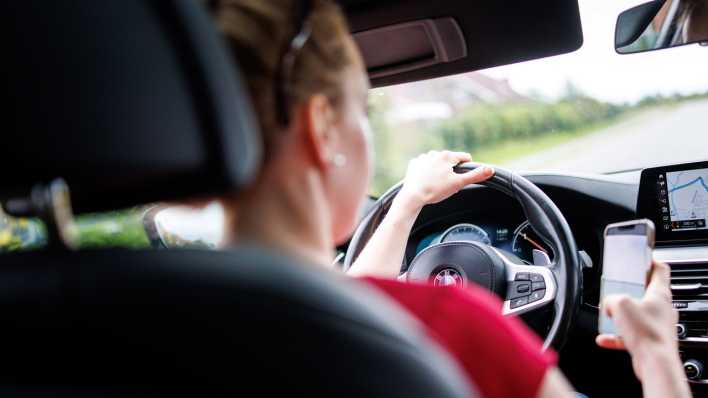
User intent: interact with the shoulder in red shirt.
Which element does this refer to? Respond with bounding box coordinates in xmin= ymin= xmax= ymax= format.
xmin=364 ymin=277 xmax=557 ymax=398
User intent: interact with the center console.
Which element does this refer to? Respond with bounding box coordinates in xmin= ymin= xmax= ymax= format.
xmin=638 ymin=161 xmax=708 ymax=392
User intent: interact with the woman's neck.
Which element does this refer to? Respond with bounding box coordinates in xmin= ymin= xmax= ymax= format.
xmin=229 ymin=167 xmax=335 ymax=268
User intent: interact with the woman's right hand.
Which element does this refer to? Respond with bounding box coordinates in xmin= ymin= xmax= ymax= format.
xmin=596 ymin=261 xmax=677 ymax=362
xmin=596 ymin=260 xmax=691 ymax=397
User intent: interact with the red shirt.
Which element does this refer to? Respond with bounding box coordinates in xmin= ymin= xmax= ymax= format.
xmin=364 ymin=277 xmax=557 ymax=398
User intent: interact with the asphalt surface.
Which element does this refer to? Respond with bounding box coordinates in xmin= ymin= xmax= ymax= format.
xmin=502 ymin=99 xmax=708 ymax=173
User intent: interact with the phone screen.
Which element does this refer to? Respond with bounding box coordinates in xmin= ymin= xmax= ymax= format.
xmin=599 ymin=220 xmax=654 ymax=335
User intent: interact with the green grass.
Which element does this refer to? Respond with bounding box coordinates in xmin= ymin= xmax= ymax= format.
xmin=472 ymin=115 xmax=631 ymax=165
xmin=74 ymin=209 xmax=149 ymax=249
xmin=469 ymin=99 xmax=698 ymax=166
xmin=367 ymin=113 xmax=639 ymax=196
xmin=1 ymin=209 xmax=151 ymax=252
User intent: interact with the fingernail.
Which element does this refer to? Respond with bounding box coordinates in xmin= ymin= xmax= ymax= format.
xmin=483 ymin=166 xmax=494 ymax=174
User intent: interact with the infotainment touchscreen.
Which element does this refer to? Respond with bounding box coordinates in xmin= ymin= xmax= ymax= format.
xmin=665 ymin=168 xmax=708 ymax=231
xmin=638 ymin=161 xmax=708 ymax=243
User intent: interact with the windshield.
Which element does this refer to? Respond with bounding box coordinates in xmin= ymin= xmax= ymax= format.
xmin=2 ymin=0 xmax=707 ymax=252
xmin=369 ymin=0 xmax=708 ymax=195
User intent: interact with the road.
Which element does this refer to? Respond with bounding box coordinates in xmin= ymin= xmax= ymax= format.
xmin=502 ymin=99 xmax=708 ymax=173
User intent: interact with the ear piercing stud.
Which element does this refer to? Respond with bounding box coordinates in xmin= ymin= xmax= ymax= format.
xmin=333 ymin=154 xmax=347 ymax=167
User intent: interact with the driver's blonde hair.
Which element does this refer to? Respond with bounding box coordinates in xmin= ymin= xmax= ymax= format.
xmin=208 ymin=0 xmax=354 ymax=156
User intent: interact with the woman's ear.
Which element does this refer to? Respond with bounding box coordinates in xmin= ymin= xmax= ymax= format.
xmin=299 ymin=94 xmax=338 ymax=171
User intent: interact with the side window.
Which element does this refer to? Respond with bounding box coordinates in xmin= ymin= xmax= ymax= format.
xmin=0 ymin=209 xmax=46 ymax=252
xmin=0 ymin=207 xmax=150 ymax=252
xmin=1 ymin=203 xmax=224 ymax=252
xmin=148 ymin=202 xmax=224 ymax=249
xmin=73 ymin=209 xmax=150 ymax=249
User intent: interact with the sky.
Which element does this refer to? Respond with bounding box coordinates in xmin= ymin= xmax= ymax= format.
xmin=482 ymin=0 xmax=708 ymax=103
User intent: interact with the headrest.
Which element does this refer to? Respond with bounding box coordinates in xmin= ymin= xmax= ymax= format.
xmin=2 ymin=0 xmax=261 ymax=214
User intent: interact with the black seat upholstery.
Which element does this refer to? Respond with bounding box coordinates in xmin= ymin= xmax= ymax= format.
xmin=1 ymin=1 xmax=477 ymax=396
xmin=0 ymin=248 xmax=475 ymax=397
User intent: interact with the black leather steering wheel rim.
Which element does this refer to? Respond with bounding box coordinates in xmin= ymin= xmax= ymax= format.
xmin=343 ymin=163 xmax=582 ymax=350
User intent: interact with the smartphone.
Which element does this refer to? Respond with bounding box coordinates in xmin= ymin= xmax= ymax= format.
xmin=598 ymin=219 xmax=655 ymax=335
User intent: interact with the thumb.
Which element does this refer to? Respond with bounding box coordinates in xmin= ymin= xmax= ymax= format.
xmin=645 ymin=260 xmax=672 ymax=298
xmin=596 ymin=334 xmax=627 ymax=351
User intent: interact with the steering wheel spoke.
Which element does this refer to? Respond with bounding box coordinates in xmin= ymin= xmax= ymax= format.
xmin=499 ymin=255 xmax=557 ymax=316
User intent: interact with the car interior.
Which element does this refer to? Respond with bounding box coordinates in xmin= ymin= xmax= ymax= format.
xmin=3 ymin=0 xmax=708 ymax=397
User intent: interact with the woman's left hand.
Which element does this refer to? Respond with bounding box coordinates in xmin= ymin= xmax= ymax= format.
xmin=395 ymin=151 xmax=495 ymax=214
xmin=347 ymin=151 xmax=493 ymax=278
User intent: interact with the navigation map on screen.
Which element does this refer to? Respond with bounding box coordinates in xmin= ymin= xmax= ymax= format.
xmin=666 ymin=168 xmax=708 ymax=231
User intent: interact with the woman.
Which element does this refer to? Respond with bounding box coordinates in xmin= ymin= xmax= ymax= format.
xmin=210 ymin=1 xmax=690 ymax=397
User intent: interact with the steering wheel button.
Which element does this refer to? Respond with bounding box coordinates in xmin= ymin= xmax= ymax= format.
xmin=528 ymin=290 xmax=545 ymax=303
xmin=507 ymin=281 xmax=533 ymax=299
xmin=514 ymin=272 xmax=530 ymax=281
xmin=510 ymin=296 xmax=529 ymax=309
xmin=532 ymin=281 xmax=545 ymax=291
xmin=529 ymin=273 xmax=543 ymax=282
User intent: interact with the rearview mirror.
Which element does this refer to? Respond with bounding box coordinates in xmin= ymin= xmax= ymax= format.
xmin=615 ymin=0 xmax=708 ymax=54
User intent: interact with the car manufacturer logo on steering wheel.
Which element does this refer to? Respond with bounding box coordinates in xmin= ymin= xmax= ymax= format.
xmin=433 ymin=268 xmax=464 ymax=287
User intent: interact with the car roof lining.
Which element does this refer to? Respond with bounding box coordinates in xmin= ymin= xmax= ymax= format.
xmin=339 ymin=0 xmax=584 ymax=87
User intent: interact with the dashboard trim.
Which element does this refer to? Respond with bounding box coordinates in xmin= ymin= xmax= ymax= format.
xmin=654 ymin=246 xmax=708 ymax=264
xmin=522 ymin=172 xmax=639 ymax=212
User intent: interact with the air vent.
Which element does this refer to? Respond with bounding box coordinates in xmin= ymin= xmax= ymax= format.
xmin=671 ymin=262 xmax=708 ymax=301
xmin=680 ymin=311 xmax=708 ymax=337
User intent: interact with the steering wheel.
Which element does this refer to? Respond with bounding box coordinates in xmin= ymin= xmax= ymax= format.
xmin=343 ymin=163 xmax=582 ymax=350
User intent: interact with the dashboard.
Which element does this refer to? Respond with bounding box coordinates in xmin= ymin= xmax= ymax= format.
xmin=335 ymin=160 xmax=708 ymax=396
xmin=400 ymin=162 xmax=708 ymax=304
xmin=387 ymin=160 xmax=708 ymax=395
xmin=399 ymin=177 xmax=613 ymax=308
xmin=351 ymin=163 xmax=707 ymax=299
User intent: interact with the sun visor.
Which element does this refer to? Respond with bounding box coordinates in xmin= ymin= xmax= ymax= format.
xmin=354 ymin=18 xmax=467 ymax=79
xmin=343 ymin=0 xmax=583 ymax=87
